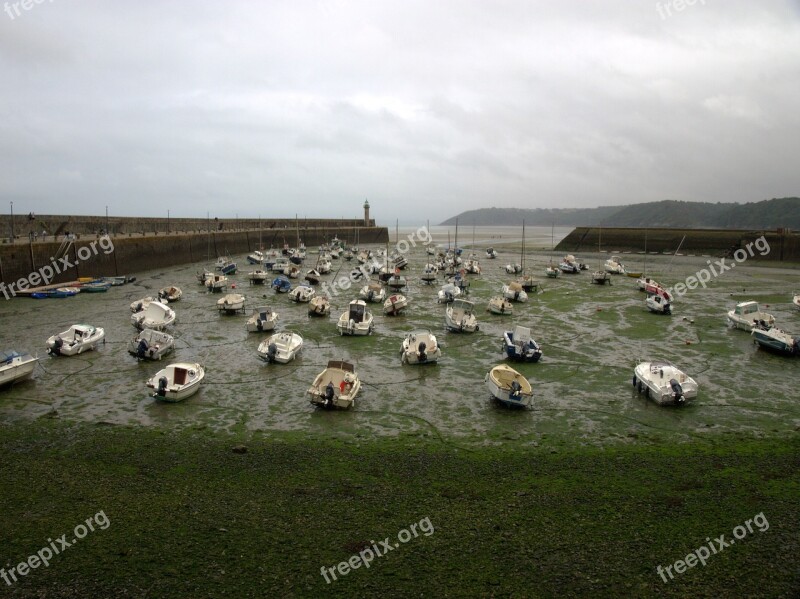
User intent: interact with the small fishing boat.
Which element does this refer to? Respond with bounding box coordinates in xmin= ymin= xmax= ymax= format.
xmin=437 ymin=283 xmax=461 ymax=304
xmin=559 ymin=255 xmax=581 ymax=274
xmin=391 ymin=253 xmax=408 ymax=270
xmin=220 ymin=260 xmax=237 ymax=275
xmin=271 ymin=276 xmax=292 ymax=293
xmin=503 ymin=326 xmax=542 ymax=362
xmin=485 ymin=365 xmax=533 ymax=407
xmin=308 ymin=295 xmax=331 ymax=316
xmin=132 ymin=300 xmax=176 ymax=330
xmin=727 ymin=301 xmax=775 ymax=332
xmin=317 ymin=258 xmax=332 ymax=274
xmin=128 ymin=329 xmax=175 ymax=361
xmin=401 ymin=329 xmax=441 ymax=364
xmin=646 ymin=294 xmax=671 ymax=315
xmin=337 ymin=300 xmax=374 ymax=336
xmin=247 ymin=270 xmax=270 ymax=285
xmin=158 ymin=286 xmax=182 ymax=303
xmin=257 ymin=331 xmax=304 ymax=363
xmin=793 ymin=294 xmax=800 ymax=310
xmin=638 ymin=277 xmax=673 ymax=301
xmin=146 ymin=362 xmax=204 ymax=402
xmin=486 ymin=247 xmax=498 ymax=259
xmin=384 ymin=294 xmax=408 ymax=316
xmin=308 ymin=360 xmax=361 ymax=409
xmin=633 ymin=360 xmax=698 ymax=405
xmin=197 ymin=270 xmax=213 ymax=284
xmin=205 ymin=273 xmax=228 ymax=292
xmin=288 ymin=284 xmax=315 ymax=303
xmin=545 ymin=265 xmax=560 ymax=279
xmin=445 ymin=298 xmax=479 ymax=333
xmin=272 ymin=258 xmax=290 ymax=273
xmin=751 ymin=326 xmax=800 ymax=356
xmin=505 ymin=263 xmax=522 ymax=275
xmin=82 ymin=281 xmax=111 ymax=293
xmin=591 ymin=271 xmax=612 ymax=285
xmin=604 ymin=256 xmax=626 ymax=275
xmin=217 ymin=293 xmax=245 ymax=314
xmin=285 ymin=265 xmax=301 ymax=279
xmin=386 ymin=273 xmax=407 ymax=290
xmin=31 ymin=286 xmax=81 ymax=299
xmin=487 ymin=296 xmax=513 ymax=315
xmin=245 ymin=306 xmax=278 ymax=332
xmin=130 ymin=297 xmax=155 ymax=313
xmin=103 ymin=275 xmax=135 ymax=286
xmin=343 ymin=250 xmax=354 ymax=261
xmin=215 ymin=256 xmax=228 ymax=270
xmin=464 ymin=256 xmax=481 ymax=274
xmin=0 ymin=350 xmax=38 ymax=388
xmin=359 ymin=282 xmax=386 ymax=303
xmin=421 ymin=264 xmax=438 ymax=284
xmin=304 ymin=269 xmax=321 ymax=285
xmin=247 ymin=250 xmax=264 ymax=265
xmin=518 ymin=275 xmax=539 ymax=293
xmin=502 ymin=282 xmax=528 ymax=302
xmin=46 ymin=324 xmax=105 ymax=356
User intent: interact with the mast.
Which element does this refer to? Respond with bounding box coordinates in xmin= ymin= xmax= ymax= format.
xmin=454 ymin=218 xmax=458 ymax=254
xmin=521 ymin=220 xmax=525 ymax=270
xmin=295 ymin=214 xmax=299 ymax=250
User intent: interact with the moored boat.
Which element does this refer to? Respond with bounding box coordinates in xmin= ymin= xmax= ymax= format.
xmin=401 ymin=329 xmax=441 ymax=364
xmin=632 ymin=360 xmax=697 ymax=405
xmin=445 ymin=298 xmax=479 ymax=333
xmin=437 ymin=283 xmax=461 ymax=304
xmin=308 ymin=295 xmax=331 ymax=316
xmin=487 ymin=296 xmax=513 ymax=315
xmin=646 ymin=294 xmax=671 ymax=315
xmin=206 ymin=274 xmax=228 ymax=292
xmin=288 ymin=285 xmax=315 ymax=303
xmin=751 ymin=326 xmax=799 ymax=356
xmin=485 ymin=365 xmax=533 ymax=407
xmin=271 ymin=276 xmax=292 ymax=293
xmin=384 ymin=293 xmax=408 ymax=315
xmin=359 ymin=282 xmax=386 ymax=303
xmin=46 ymin=324 xmax=105 ymax=356
xmin=591 ymin=271 xmax=611 ymax=285
xmin=502 ymin=326 xmax=542 ymax=362
xmin=257 ymin=331 xmax=303 ymax=363
xmin=0 ymin=350 xmax=38 ymax=388
xmin=502 ymin=282 xmax=528 ymax=302
xmin=128 ymin=329 xmax=175 ymax=361
xmin=158 ymin=286 xmax=182 ymax=303
xmin=131 ymin=301 xmax=176 ymax=330
xmin=336 ymin=300 xmax=374 ymax=336
xmin=247 ymin=270 xmax=270 ymax=285
xmin=130 ymin=296 xmax=155 ymax=313
xmin=727 ymin=301 xmax=775 ymax=332
xmin=246 ymin=306 xmax=278 ymax=332
xmin=217 ymin=293 xmax=246 ymax=314
xmin=146 ymin=362 xmax=204 ymax=402
xmin=308 ymin=360 xmax=361 ymax=409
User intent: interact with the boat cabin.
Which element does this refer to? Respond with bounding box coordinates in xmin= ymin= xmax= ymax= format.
xmin=348 ymin=302 xmax=367 ymax=323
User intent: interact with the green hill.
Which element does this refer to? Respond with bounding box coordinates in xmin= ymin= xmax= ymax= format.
xmin=441 ymin=198 xmax=800 ymax=229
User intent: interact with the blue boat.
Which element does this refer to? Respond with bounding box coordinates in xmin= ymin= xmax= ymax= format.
xmin=271 ymin=276 xmax=292 ymax=293
xmin=221 ymin=261 xmax=237 ymax=275
xmin=503 ymin=326 xmax=542 ymax=362
xmin=751 ymin=326 xmax=799 ymax=356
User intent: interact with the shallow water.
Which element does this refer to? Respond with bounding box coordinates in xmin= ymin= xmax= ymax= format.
xmin=1 ymin=226 xmax=798 ymax=446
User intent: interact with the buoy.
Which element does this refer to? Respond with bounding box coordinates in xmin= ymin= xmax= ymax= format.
xmin=596 ymin=307 xmax=602 ymax=312
xmin=231 ymin=283 xmax=236 ymax=289
xmin=685 ymin=340 xmax=691 ymax=345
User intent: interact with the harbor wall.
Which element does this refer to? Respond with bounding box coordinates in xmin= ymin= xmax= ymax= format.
xmin=555 ymin=227 xmax=800 ymax=262
xmin=0 ymin=226 xmax=389 ymax=289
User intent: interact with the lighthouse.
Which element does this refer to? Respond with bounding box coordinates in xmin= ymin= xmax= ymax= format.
xmin=363 ymin=199 xmax=370 ymax=226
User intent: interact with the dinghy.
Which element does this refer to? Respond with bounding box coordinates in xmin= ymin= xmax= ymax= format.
xmin=485 ymin=365 xmax=533 ymax=407
xmin=633 ymin=360 xmax=698 ymax=405
xmin=386 ymin=273 xmax=407 ymax=290
xmin=158 ymin=286 xmax=182 ymax=303
xmin=309 ymin=296 xmax=331 ymax=317
xmin=421 ymin=264 xmax=438 ymax=284
xmin=247 ymin=250 xmax=264 ymax=265
xmin=146 ymin=362 xmax=204 ymax=402
xmin=271 ymin=276 xmax=292 ymax=293
xmin=246 ymin=307 xmax=278 ymax=332
xmin=487 ymin=296 xmax=513 ymax=315
xmin=502 ymin=326 xmax=542 ymax=362
xmin=205 ymin=273 xmax=228 ymax=292
xmin=0 ymin=350 xmax=38 ymax=388
xmin=545 ymin=265 xmax=560 ymax=279
xmin=727 ymin=301 xmax=775 ymax=332
xmin=437 ymin=283 xmax=461 ymax=304
xmin=128 ymin=329 xmax=175 ymax=361
xmin=337 ymin=300 xmax=374 ymax=336
xmin=401 ymin=329 xmax=441 ymax=364
xmin=217 ymin=293 xmax=245 ymax=314
xmin=304 ymin=269 xmax=321 ymax=285
xmin=486 ymin=247 xmax=498 ymax=259
xmin=646 ymin=294 xmax=671 ymax=315
xmin=247 ymin=270 xmax=270 ymax=285
xmin=751 ymin=326 xmax=800 ymax=356
xmin=604 ymin=256 xmax=626 ymax=275
xmin=131 ymin=301 xmax=176 ymax=330
xmin=82 ymin=281 xmax=111 ymax=293
xmin=502 ymin=282 xmax=528 ymax=302
xmin=308 ymin=360 xmax=361 ymax=409
xmin=359 ymin=282 xmax=386 ymax=303
xmin=46 ymin=324 xmax=105 ymax=356
xmin=384 ymin=294 xmax=409 ymax=316
xmin=288 ymin=285 xmax=315 ymax=303
xmin=257 ymin=331 xmax=303 ymax=363
xmin=464 ymin=256 xmax=481 ymax=274
xmin=445 ymin=299 xmax=479 ymax=333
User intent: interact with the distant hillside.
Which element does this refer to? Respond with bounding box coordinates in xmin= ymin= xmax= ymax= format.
xmin=441 ymin=198 xmax=800 ymax=229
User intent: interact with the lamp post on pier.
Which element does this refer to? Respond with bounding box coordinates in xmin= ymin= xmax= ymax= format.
xmin=10 ymin=201 xmax=14 ymax=243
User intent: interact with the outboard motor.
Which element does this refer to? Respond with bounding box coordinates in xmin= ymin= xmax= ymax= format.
xmin=514 ymin=290 xmax=520 ymax=301
xmin=156 ymin=376 xmax=168 ymax=397
xmin=50 ymin=337 xmax=64 ymax=356
xmin=137 ymin=339 xmax=149 ymax=360
xmin=669 ymin=378 xmax=684 ymax=403
xmin=257 ymin=319 xmax=264 ymax=331
xmin=267 ymin=343 xmax=278 ymax=363
xmin=367 ymin=290 xmax=374 ymax=301
xmin=510 ymin=380 xmax=522 ymax=399
xmin=663 ymin=302 xmax=671 ymax=315
xmin=323 ymin=383 xmax=335 ymax=406
xmin=418 ymin=341 xmax=427 ymax=362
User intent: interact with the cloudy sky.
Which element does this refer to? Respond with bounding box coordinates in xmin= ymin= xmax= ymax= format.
xmin=1 ymin=1 xmax=799 ymax=224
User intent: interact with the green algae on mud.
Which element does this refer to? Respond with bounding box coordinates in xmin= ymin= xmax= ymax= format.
xmin=0 ymin=420 xmax=798 ymax=598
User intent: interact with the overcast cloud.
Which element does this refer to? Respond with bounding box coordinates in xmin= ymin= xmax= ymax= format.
xmin=1 ymin=0 xmax=799 ymax=223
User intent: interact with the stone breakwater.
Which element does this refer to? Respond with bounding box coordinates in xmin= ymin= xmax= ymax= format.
xmin=555 ymin=227 xmax=800 ymax=262
xmin=0 ymin=226 xmax=389 ymax=287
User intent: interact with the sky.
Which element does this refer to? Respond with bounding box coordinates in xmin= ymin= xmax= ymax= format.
xmin=1 ymin=1 xmax=799 ymax=224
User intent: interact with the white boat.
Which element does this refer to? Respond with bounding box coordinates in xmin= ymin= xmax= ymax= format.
xmin=727 ymin=301 xmax=775 ymax=332
xmin=247 ymin=250 xmax=264 ymax=265
xmin=604 ymin=256 xmax=626 ymax=274
xmin=464 ymin=257 xmax=481 ymax=274
xmin=285 ymin=265 xmax=301 ymax=279
xmin=308 ymin=360 xmax=361 ymax=409
xmin=421 ymin=264 xmax=438 ymax=283
xmin=545 ymin=265 xmax=560 ymax=278
xmin=359 ymin=282 xmax=386 ymax=303
xmin=309 ymin=296 xmax=331 ymax=317
xmin=336 ymin=300 xmax=374 ymax=336
xmin=130 ymin=296 xmax=155 ymax=313
xmin=793 ymin=294 xmax=800 ymax=310
xmin=486 ymin=247 xmax=498 ymax=259
xmin=46 ymin=324 xmax=105 ymax=356
xmin=247 ymin=270 xmax=270 ymax=285
xmin=502 ymin=282 xmax=528 ymax=302
xmin=146 ymin=362 xmax=204 ymax=402
xmin=384 ymin=293 xmax=408 ymax=315
xmin=445 ymin=298 xmax=479 ymax=333
xmin=559 ymin=255 xmax=581 ymax=274
xmin=131 ymin=301 xmax=176 ymax=330
xmin=502 ymin=326 xmax=542 ymax=362
xmin=638 ymin=277 xmax=673 ymax=301
xmin=633 ymin=360 xmax=698 ymax=405
xmin=487 ymin=296 xmax=513 ymax=315
xmin=386 ymin=274 xmax=407 ymax=290
xmin=751 ymin=326 xmax=800 ymax=356
xmin=437 ymin=283 xmax=461 ymax=303
xmin=205 ymin=273 xmax=228 ymax=292
xmin=505 ymin=263 xmax=522 ymax=275
xmin=257 ymin=331 xmax=303 ymax=363
xmin=246 ymin=306 xmax=278 ymax=332
xmin=128 ymin=329 xmax=175 ymax=361
xmin=401 ymin=330 xmax=441 ymax=364
xmin=0 ymin=350 xmax=38 ymax=388
xmin=217 ymin=293 xmax=245 ymax=314
xmin=646 ymin=294 xmax=671 ymax=315
xmin=518 ymin=275 xmax=539 ymax=293
xmin=304 ymin=269 xmax=321 ymax=285
xmin=215 ymin=256 xmax=228 ymax=270
xmin=591 ymin=271 xmax=611 ymax=285
xmin=158 ymin=286 xmax=182 ymax=303
xmin=318 ymin=258 xmax=332 ymax=274
xmin=484 ymin=365 xmax=533 ymax=407
xmin=288 ymin=285 xmax=315 ymax=303
xmin=272 ymin=257 xmax=290 ymax=273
